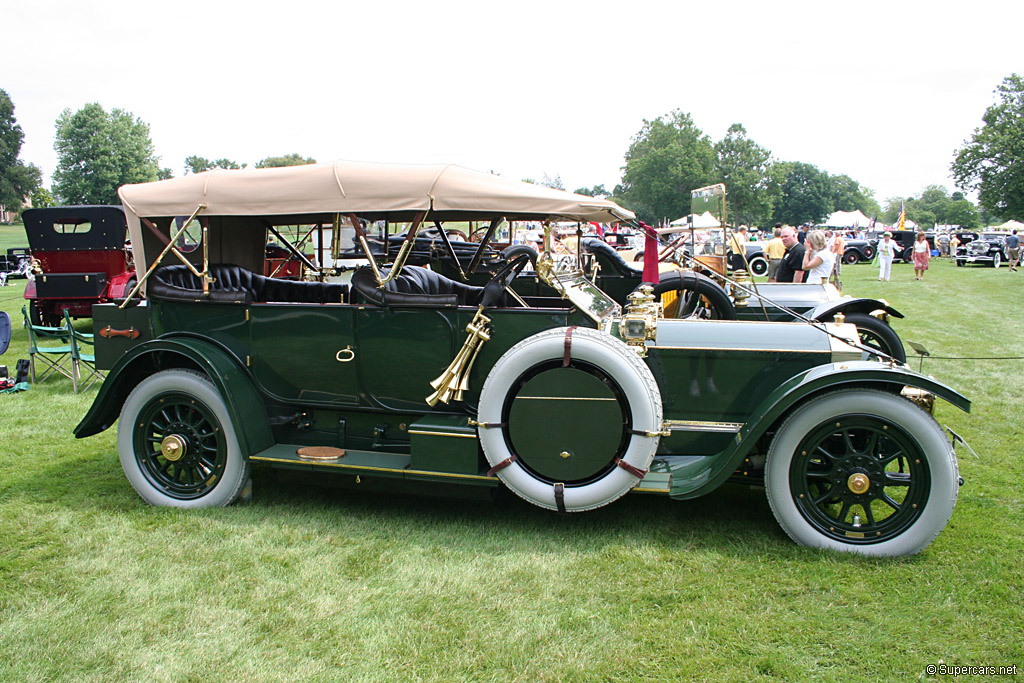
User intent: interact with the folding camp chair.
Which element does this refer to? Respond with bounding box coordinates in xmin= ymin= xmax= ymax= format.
xmin=0 ymin=310 xmax=11 ymax=356
xmin=22 ymin=305 xmax=74 ymax=384
xmin=64 ymin=310 xmax=104 ymax=392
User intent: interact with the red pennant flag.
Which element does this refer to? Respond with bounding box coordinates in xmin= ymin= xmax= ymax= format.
xmin=640 ymin=222 xmax=660 ymax=284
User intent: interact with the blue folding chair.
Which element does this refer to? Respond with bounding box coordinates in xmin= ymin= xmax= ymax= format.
xmin=22 ymin=305 xmax=74 ymax=384
xmin=64 ymin=310 xmax=104 ymax=392
xmin=0 ymin=310 xmax=11 ymax=356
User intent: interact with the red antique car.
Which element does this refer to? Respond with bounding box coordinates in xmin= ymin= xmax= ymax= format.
xmin=22 ymin=206 xmax=135 ymax=326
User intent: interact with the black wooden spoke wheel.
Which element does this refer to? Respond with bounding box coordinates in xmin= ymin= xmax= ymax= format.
xmin=133 ymin=391 xmax=228 ymax=500
xmin=29 ymin=300 xmax=61 ymax=328
xmin=842 ymin=312 xmax=907 ymax=363
xmin=646 ymin=272 xmax=736 ymax=321
xmin=766 ymin=389 xmax=958 ymax=557
xmin=789 ymin=416 xmax=929 ymax=544
xmin=118 ymin=369 xmax=249 ymax=507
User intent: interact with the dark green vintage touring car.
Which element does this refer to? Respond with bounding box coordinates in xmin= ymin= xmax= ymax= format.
xmin=76 ymin=162 xmax=968 ymax=556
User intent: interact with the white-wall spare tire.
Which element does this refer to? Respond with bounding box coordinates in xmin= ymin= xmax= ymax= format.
xmin=118 ymin=369 xmax=250 ymax=508
xmin=765 ymin=389 xmax=958 ymax=557
xmin=477 ymin=327 xmax=662 ymax=512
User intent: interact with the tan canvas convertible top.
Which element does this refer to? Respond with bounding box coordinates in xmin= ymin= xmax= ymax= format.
xmin=119 ymin=160 xmax=633 ymax=223
xmin=118 ymin=160 xmax=634 ymax=293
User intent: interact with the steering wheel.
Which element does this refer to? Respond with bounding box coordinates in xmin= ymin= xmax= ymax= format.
xmin=469 ymin=225 xmax=492 ymax=243
xmin=480 ymin=253 xmax=533 ymax=307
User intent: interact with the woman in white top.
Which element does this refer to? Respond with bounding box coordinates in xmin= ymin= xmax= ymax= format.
xmin=801 ymin=230 xmax=835 ymax=284
xmin=877 ymin=232 xmax=896 ymax=281
xmin=912 ymin=231 xmax=931 ymax=280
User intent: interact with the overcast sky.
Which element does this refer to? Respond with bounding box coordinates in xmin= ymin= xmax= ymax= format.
xmin=4 ymin=0 xmax=1021 ymax=208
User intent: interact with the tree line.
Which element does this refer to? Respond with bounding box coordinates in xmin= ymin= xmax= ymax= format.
xmin=608 ymin=111 xmax=983 ymax=229
xmin=2 ymin=75 xmax=1022 ymax=227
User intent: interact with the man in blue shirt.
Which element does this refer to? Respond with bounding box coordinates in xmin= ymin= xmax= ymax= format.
xmin=1006 ymin=229 xmax=1020 ymax=271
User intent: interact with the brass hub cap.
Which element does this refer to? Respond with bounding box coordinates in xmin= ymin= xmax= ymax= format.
xmin=847 ymin=472 xmax=870 ymax=495
xmin=160 ymin=434 xmax=188 ymax=462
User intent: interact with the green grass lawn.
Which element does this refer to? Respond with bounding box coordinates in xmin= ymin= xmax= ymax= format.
xmin=0 ymin=222 xmax=29 ymax=253
xmin=0 ymin=259 xmax=1021 ymax=682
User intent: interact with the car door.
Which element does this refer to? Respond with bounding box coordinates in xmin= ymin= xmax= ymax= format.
xmin=249 ymin=303 xmax=359 ymax=405
xmin=353 ymin=307 xmax=461 ymax=412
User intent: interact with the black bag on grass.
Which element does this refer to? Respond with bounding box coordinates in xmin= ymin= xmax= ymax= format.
xmin=15 ymin=359 xmax=30 ymax=384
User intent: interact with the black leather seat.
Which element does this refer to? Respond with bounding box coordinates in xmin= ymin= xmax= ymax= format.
xmin=351 ymin=265 xmax=485 ymax=307
xmin=148 ymin=264 xmax=348 ymax=305
xmin=581 ymin=237 xmax=643 ymax=277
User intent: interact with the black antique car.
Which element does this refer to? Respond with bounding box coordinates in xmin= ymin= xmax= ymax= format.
xmin=888 ymin=230 xmax=935 ymax=263
xmin=75 ymin=162 xmax=969 ymax=557
xmin=21 ymin=206 xmax=136 ymax=325
xmin=841 ymin=239 xmax=876 ymax=264
xmin=955 ymin=232 xmax=1009 ymax=268
xmin=0 ymin=247 xmax=31 ymax=282
xmin=740 ymin=243 xmax=768 ymax=275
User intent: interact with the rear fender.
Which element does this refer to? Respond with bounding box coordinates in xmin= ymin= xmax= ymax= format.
xmin=74 ymin=337 xmax=273 ymax=457
xmin=670 ymin=362 xmax=969 ymax=499
xmin=807 ymin=298 xmax=904 ymax=322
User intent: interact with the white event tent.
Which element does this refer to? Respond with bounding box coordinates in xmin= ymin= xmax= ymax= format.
xmin=668 ymin=211 xmax=721 ymax=228
xmin=824 ymin=210 xmax=872 ymax=228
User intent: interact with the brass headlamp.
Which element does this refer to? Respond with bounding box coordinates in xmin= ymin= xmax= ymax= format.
xmin=620 ymin=285 xmax=661 ymax=355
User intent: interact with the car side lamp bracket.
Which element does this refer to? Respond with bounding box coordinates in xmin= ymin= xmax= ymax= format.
xmin=905 ymin=339 xmax=931 ymax=373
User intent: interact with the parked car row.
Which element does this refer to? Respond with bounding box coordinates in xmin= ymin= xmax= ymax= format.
xmin=955 ymin=232 xmax=1013 ymax=268
xmin=4 ymin=172 xmax=974 ymax=559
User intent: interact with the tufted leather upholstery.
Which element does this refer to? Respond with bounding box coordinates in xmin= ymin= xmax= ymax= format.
xmin=148 ymin=264 xmax=348 ymax=305
xmin=581 ymin=237 xmax=643 ymax=277
xmin=351 ymin=265 xmax=485 ymax=307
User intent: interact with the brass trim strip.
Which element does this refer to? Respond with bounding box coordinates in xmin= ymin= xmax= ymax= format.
xmin=632 ymin=486 xmax=671 ymax=494
xmin=664 ymin=420 xmax=744 ymax=433
xmin=405 ymin=468 xmax=493 ymax=481
xmin=248 ymin=455 xmax=494 ymax=481
xmin=651 ymin=346 xmax=832 ymax=354
xmin=514 ymin=396 xmax=618 ymax=401
xmin=407 ymin=429 xmax=477 ymax=439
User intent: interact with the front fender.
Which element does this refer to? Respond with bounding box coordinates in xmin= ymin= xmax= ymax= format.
xmin=670 ymin=361 xmax=969 ymax=499
xmin=74 ymin=336 xmax=274 ymax=457
xmin=808 ymin=298 xmax=904 ymax=322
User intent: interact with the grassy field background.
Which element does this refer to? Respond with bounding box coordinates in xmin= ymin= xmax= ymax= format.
xmin=0 ymin=241 xmax=1021 ymax=682
xmin=0 ymin=222 xmax=29 ymax=252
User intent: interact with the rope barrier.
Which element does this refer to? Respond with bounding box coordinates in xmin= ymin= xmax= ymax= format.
xmin=912 ymin=355 xmax=1024 ymax=361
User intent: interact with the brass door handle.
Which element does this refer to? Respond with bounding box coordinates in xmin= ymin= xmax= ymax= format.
xmin=335 ymin=346 xmax=355 ymax=362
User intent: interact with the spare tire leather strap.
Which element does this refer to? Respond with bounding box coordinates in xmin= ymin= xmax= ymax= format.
xmin=553 ymin=482 xmax=567 ymax=514
xmin=486 ymin=454 xmax=518 ymax=477
xmin=615 ymin=458 xmax=648 ymax=479
xmin=562 ymin=326 xmax=578 ymax=367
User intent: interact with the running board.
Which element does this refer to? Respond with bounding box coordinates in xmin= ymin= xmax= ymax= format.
xmin=250 ymin=444 xmax=675 ymax=496
xmin=249 ymin=444 xmax=498 ymax=485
